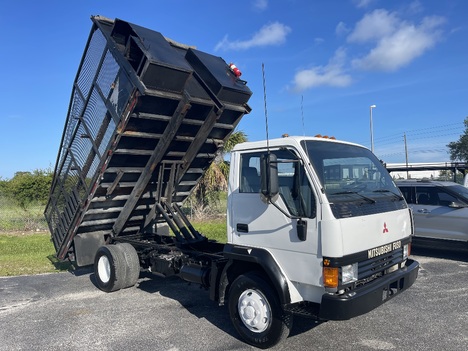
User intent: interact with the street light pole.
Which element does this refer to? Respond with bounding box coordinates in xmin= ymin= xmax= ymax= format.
xmin=370 ymin=105 xmax=376 ymax=153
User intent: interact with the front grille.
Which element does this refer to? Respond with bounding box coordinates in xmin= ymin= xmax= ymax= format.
xmin=358 ymin=247 xmax=403 ymax=281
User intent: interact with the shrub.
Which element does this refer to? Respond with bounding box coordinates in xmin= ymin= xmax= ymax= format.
xmin=6 ymin=169 xmax=53 ymax=208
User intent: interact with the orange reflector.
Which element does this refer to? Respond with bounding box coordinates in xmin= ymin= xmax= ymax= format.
xmin=314 ymin=134 xmax=336 ymax=140
xmin=323 ymin=267 xmax=339 ymax=288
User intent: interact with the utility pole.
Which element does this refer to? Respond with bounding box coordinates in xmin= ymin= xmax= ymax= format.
xmin=370 ymin=105 xmax=376 ymax=153
xmin=404 ymin=132 xmax=409 ymax=179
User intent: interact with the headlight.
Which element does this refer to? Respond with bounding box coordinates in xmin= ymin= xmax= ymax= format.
xmin=342 ymin=263 xmax=358 ymax=284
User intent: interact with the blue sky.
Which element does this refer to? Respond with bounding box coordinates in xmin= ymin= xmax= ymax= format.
xmin=1 ymin=0 xmax=467 ymax=179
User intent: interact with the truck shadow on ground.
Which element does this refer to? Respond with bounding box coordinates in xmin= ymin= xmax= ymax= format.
xmin=89 ymin=271 xmax=323 ymax=343
xmin=411 ymin=239 xmax=468 ymax=262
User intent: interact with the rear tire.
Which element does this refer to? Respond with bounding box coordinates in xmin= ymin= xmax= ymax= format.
xmin=94 ymin=245 xmax=126 ymax=292
xmin=118 ymin=243 xmax=140 ymax=288
xmin=228 ymin=272 xmax=292 ymax=349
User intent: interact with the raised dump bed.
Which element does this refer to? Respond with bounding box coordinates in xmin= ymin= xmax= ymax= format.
xmin=44 ymin=16 xmax=252 ymax=264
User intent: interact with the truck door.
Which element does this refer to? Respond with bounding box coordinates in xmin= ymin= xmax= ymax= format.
xmin=229 ymin=149 xmax=322 ymax=293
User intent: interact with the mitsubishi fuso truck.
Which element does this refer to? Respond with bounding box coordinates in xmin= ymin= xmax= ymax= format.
xmin=45 ymin=16 xmax=419 ymax=349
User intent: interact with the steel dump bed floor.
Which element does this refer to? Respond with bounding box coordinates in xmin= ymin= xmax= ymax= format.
xmin=45 ymin=16 xmax=252 ymax=260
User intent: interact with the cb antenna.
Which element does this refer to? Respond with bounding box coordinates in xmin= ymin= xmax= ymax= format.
xmin=301 ymin=95 xmax=305 ymax=136
xmin=262 ymin=63 xmax=270 ymax=151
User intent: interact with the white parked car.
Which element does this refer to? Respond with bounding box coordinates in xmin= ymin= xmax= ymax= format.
xmin=396 ymin=180 xmax=468 ymax=243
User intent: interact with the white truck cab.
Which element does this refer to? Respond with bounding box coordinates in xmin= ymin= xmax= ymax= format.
xmin=226 ymin=135 xmax=418 ymax=324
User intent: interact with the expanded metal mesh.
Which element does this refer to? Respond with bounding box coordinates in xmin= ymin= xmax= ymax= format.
xmin=45 ymin=26 xmax=130 ymax=252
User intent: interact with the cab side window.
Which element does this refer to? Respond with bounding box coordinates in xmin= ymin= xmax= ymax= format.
xmin=240 ymin=150 xmax=316 ymax=218
xmin=240 ymin=156 xmax=261 ymax=193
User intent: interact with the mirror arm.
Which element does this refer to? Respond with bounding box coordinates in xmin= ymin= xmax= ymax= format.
xmin=267 ymin=199 xmax=307 ymax=241
xmin=268 ymin=199 xmax=300 ymax=219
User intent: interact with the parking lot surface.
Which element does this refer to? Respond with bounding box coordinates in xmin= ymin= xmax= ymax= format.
xmin=1 ymin=245 xmax=467 ymax=351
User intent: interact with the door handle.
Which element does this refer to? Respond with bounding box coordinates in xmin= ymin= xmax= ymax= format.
xmin=417 ymin=209 xmax=429 ymax=213
xmin=237 ymin=223 xmax=249 ymax=233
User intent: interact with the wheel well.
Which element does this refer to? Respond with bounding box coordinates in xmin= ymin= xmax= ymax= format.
xmin=218 ymin=258 xmax=290 ymax=307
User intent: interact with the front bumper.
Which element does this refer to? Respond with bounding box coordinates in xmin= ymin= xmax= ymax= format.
xmin=318 ymin=259 xmax=419 ymax=320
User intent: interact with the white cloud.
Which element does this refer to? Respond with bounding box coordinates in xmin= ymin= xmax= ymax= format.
xmin=254 ymin=0 xmax=268 ymax=11
xmin=335 ymin=21 xmax=350 ymax=36
xmin=215 ymin=22 xmax=291 ymax=51
xmin=314 ymin=37 xmax=325 ymax=45
xmin=347 ymin=9 xmax=399 ymax=43
xmin=407 ymin=1 xmax=424 ymax=14
xmin=353 ymin=0 xmax=375 ymax=9
xmin=292 ymin=48 xmax=352 ymax=91
xmin=348 ymin=10 xmax=445 ymax=71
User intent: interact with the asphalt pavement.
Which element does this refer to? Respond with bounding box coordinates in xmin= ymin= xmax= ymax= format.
xmin=1 ymin=244 xmax=467 ymax=351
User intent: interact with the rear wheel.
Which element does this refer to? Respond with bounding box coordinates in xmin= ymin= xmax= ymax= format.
xmin=118 ymin=243 xmax=140 ymax=288
xmin=94 ymin=245 xmax=126 ymax=292
xmin=228 ymin=272 xmax=292 ymax=349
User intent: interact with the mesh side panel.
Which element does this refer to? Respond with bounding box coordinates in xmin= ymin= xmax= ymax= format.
xmin=99 ymin=118 xmax=116 ymax=156
xmin=58 ymin=90 xmax=84 ymax=165
xmin=109 ymin=70 xmax=134 ymax=118
xmin=86 ymin=154 xmax=101 ymax=187
xmin=47 ymin=160 xmax=82 ymax=247
xmin=46 ymin=27 xmax=110 ymax=253
xmin=77 ymin=29 xmax=106 ymax=102
xmin=70 ymin=123 xmax=93 ymax=171
xmin=97 ymin=49 xmax=119 ymax=98
xmin=83 ymin=88 xmax=108 ymax=145
xmin=55 ymin=29 xmax=105 ymax=174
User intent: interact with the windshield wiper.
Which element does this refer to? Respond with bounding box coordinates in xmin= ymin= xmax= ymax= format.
xmin=373 ymin=189 xmax=404 ymax=201
xmin=331 ymin=191 xmax=376 ymax=204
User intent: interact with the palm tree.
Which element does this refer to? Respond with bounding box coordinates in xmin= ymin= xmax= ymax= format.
xmin=190 ymin=130 xmax=247 ymax=217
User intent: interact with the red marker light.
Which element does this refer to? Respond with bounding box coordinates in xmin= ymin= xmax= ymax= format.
xmin=229 ymin=63 xmax=242 ymax=77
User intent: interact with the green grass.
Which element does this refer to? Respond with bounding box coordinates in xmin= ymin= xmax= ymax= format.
xmin=0 ymin=220 xmax=227 ymax=277
xmin=0 ymin=199 xmax=47 ymax=232
xmin=0 ymin=233 xmax=70 ymax=276
xmin=193 ymin=219 xmax=227 ymax=243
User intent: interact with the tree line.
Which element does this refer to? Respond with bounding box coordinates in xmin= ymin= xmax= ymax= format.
xmin=0 ymin=169 xmax=53 ymax=208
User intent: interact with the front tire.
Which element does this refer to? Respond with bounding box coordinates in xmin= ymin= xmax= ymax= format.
xmin=228 ymin=272 xmax=292 ymax=349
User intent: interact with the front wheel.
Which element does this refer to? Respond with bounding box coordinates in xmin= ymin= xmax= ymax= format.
xmin=228 ymin=272 xmax=292 ymax=349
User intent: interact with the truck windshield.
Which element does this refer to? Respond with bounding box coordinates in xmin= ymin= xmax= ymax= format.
xmin=301 ymin=140 xmax=402 ymax=203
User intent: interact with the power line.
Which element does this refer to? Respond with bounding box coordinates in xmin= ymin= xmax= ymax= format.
xmin=357 ymin=121 xmax=464 ymax=146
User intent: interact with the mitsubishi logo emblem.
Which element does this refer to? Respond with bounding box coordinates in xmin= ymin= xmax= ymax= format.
xmin=383 ymin=222 xmax=389 ymax=234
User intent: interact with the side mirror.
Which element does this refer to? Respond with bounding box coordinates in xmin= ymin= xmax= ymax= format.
xmin=260 ymin=153 xmax=279 ymax=198
xmin=448 ymin=201 xmax=465 ymax=209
